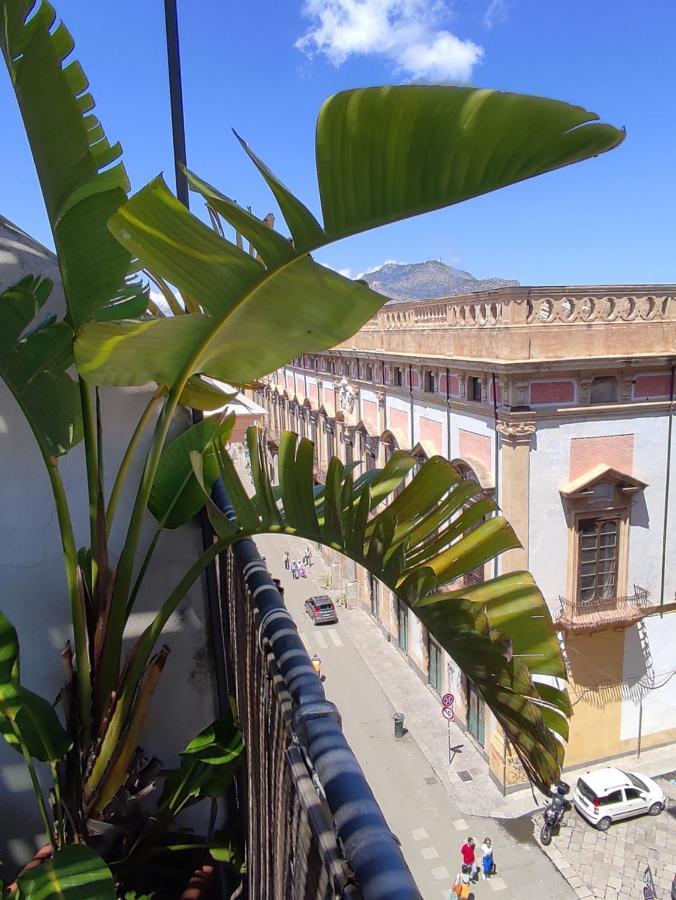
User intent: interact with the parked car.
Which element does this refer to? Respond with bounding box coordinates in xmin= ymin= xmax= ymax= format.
xmin=574 ymin=767 xmax=666 ymax=830
xmin=304 ymin=596 xmax=338 ymax=625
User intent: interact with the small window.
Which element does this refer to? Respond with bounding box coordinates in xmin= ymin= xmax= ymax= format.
xmin=590 ymin=377 xmax=617 ymax=404
xmin=365 ymin=364 xmax=373 ymax=381
xmin=394 ymin=367 xmax=404 ymax=387
xmin=624 ymin=788 xmax=643 ymax=801
xmin=599 ymin=790 xmax=623 ymax=806
xmin=425 ymin=370 xmax=437 ymax=393
xmin=468 ymin=376 xmax=482 ymax=402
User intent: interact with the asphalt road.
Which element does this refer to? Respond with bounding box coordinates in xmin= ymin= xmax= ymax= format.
xmin=256 ymin=532 xmax=576 ymax=900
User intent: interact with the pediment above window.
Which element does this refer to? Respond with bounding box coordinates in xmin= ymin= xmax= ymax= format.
xmin=560 ymin=463 xmax=647 ymax=501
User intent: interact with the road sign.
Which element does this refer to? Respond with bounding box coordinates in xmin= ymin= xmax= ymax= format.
xmin=441 ymin=692 xmax=454 ymax=708
xmin=441 ymin=705 xmax=455 ymax=721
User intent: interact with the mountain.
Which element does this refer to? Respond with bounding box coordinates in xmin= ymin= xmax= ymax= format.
xmin=361 ymin=260 xmax=518 ymax=302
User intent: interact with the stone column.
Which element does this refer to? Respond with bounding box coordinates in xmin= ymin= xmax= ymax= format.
xmin=495 ymin=415 xmax=536 ymax=573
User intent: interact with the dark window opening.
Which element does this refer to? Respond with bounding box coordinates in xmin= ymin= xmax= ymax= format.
xmin=425 ymin=370 xmax=437 ymax=393
xmin=394 ymin=367 xmax=404 ymax=387
xmin=468 ymin=376 xmax=482 ymax=402
xmin=428 ymin=638 xmax=443 ymax=694
xmin=590 ymin=377 xmax=617 ymax=404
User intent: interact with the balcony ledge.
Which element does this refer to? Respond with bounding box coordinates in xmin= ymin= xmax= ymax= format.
xmin=554 ymin=586 xmax=651 ymax=634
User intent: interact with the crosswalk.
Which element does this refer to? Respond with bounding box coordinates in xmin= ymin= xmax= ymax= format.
xmin=301 ymin=627 xmax=343 ymax=651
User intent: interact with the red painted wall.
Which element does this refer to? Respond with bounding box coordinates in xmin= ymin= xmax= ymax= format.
xmin=570 ymin=434 xmax=634 ymax=480
xmin=530 ymin=381 xmax=575 ymax=404
xmin=634 ymin=374 xmax=672 ymax=399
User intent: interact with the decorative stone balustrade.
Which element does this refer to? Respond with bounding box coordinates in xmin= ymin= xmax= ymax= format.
xmin=361 ymin=287 xmax=676 ymax=332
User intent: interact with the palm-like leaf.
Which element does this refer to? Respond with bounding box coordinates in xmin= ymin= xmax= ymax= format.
xmin=185 ymin=429 xmax=569 ymax=789
xmin=0 ymin=611 xmax=71 ymax=762
xmin=0 ymin=0 xmax=146 ymax=327
xmin=0 ymin=277 xmax=82 ymax=457
xmin=74 ymin=85 xmax=622 ymax=391
xmin=14 ymin=845 xmax=115 ymax=899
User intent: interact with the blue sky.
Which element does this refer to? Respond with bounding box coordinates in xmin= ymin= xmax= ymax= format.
xmin=1 ymin=0 xmax=675 ymax=286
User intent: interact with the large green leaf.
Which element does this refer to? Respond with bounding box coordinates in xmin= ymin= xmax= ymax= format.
xmin=316 ymin=86 xmax=625 ymax=241
xmin=75 ymin=178 xmax=384 ymax=387
xmin=0 ymin=278 xmax=82 ymax=457
xmin=0 ymin=1 xmax=142 ymax=327
xmin=0 ymin=611 xmax=71 ymax=762
xmin=75 ymin=86 xmax=622 ymax=393
xmin=158 ymin=705 xmax=244 ymax=822
xmin=148 ymin=414 xmax=234 ymax=528
xmin=15 ymin=845 xmax=115 ymax=899
xmin=185 ymin=429 xmax=568 ymax=789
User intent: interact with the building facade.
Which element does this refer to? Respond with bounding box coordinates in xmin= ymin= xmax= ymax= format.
xmin=253 ymin=284 xmax=676 ymax=791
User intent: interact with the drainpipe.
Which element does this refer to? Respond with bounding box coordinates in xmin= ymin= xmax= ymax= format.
xmin=408 ymin=363 xmax=415 ymax=449
xmin=659 ymin=362 xmax=675 ymax=615
xmin=491 ymin=372 xmax=500 ymax=579
xmin=163 ymin=0 xmax=230 ymax=714
xmin=445 ymin=366 xmax=451 ymax=460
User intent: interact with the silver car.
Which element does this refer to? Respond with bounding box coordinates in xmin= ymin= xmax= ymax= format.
xmin=304 ymin=595 xmax=338 ymax=625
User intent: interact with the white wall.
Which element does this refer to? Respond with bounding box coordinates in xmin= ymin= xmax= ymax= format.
xmin=0 ymin=223 xmax=216 ymax=865
xmin=621 ymin=616 xmax=676 ymax=740
xmin=529 ymin=408 xmax=676 ymax=742
xmin=528 ymin=410 xmax=671 ymax=609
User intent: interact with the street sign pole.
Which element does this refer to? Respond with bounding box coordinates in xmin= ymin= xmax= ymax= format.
xmin=448 ymin=716 xmax=451 ymax=765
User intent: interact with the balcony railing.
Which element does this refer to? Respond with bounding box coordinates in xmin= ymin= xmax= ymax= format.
xmin=212 ymin=481 xmax=422 ymax=899
xmin=554 ymin=586 xmax=650 ymax=633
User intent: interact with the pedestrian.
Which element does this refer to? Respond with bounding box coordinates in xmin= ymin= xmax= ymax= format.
xmin=290 ymin=560 xmax=299 ymax=580
xmin=283 ymin=550 xmax=290 ymax=570
xmin=299 ymin=565 xmax=306 ymax=579
xmin=671 ymin=872 xmax=676 ymax=900
xmin=480 ymin=837 xmax=493 ymax=880
xmin=452 ymin=865 xmax=471 ymax=899
xmin=311 ymin=654 xmax=321 ymax=677
xmin=460 ymin=837 xmax=477 ymax=883
xmin=305 ymin=545 xmax=312 ymax=567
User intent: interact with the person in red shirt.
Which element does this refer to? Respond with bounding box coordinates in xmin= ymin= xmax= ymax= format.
xmin=460 ymin=837 xmax=477 ymax=882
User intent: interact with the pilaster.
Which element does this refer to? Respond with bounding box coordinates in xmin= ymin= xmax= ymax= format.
xmin=496 ymin=414 xmax=536 ymax=572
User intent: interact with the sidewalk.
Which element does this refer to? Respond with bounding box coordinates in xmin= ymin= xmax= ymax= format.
xmin=338 ymin=603 xmax=541 ymax=819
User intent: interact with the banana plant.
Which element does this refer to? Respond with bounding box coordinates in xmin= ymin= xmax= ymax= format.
xmin=0 ymin=0 xmax=624 ymax=892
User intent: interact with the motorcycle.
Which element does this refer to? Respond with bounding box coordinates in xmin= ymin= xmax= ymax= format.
xmin=540 ymin=781 xmax=572 ymax=845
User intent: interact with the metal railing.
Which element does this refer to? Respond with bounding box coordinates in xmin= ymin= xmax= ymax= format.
xmin=555 ymin=586 xmax=650 ymax=632
xmin=212 ymin=482 xmax=421 ymax=900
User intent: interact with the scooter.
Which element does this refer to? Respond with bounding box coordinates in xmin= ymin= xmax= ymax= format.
xmin=540 ymin=781 xmax=572 ymax=845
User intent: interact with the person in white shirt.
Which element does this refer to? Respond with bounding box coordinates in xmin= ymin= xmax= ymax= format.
xmin=481 ymin=837 xmax=494 ymax=880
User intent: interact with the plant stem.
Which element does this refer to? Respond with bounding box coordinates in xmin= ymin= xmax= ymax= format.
xmin=106 ymin=391 xmax=162 ymax=536
xmin=49 ymin=762 xmax=66 ymax=848
xmin=20 ymin=744 xmax=55 ymax=853
xmin=46 ymin=461 xmax=91 ymax=746
xmin=120 ymin=536 xmax=226 ymax=713
xmin=96 ymin=390 xmax=182 ymax=710
xmin=126 ymin=527 xmax=162 ymax=618
xmin=79 ymin=379 xmax=99 ymax=559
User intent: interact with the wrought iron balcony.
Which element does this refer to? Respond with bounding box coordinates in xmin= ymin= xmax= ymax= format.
xmin=554 ymin=586 xmax=650 ymax=633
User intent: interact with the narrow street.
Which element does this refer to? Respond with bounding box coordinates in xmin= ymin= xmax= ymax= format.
xmin=255 ymin=532 xmax=575 ymax=900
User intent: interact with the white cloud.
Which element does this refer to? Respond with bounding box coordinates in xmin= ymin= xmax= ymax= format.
xmin=296 ymin=0 xmax=483 ymax=82
xmin=483 ymin=0 xmax=507 ymax=28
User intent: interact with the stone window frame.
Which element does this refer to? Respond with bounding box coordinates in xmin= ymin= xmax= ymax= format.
xmin=564 ymin=485 xmax=631 ymax=607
